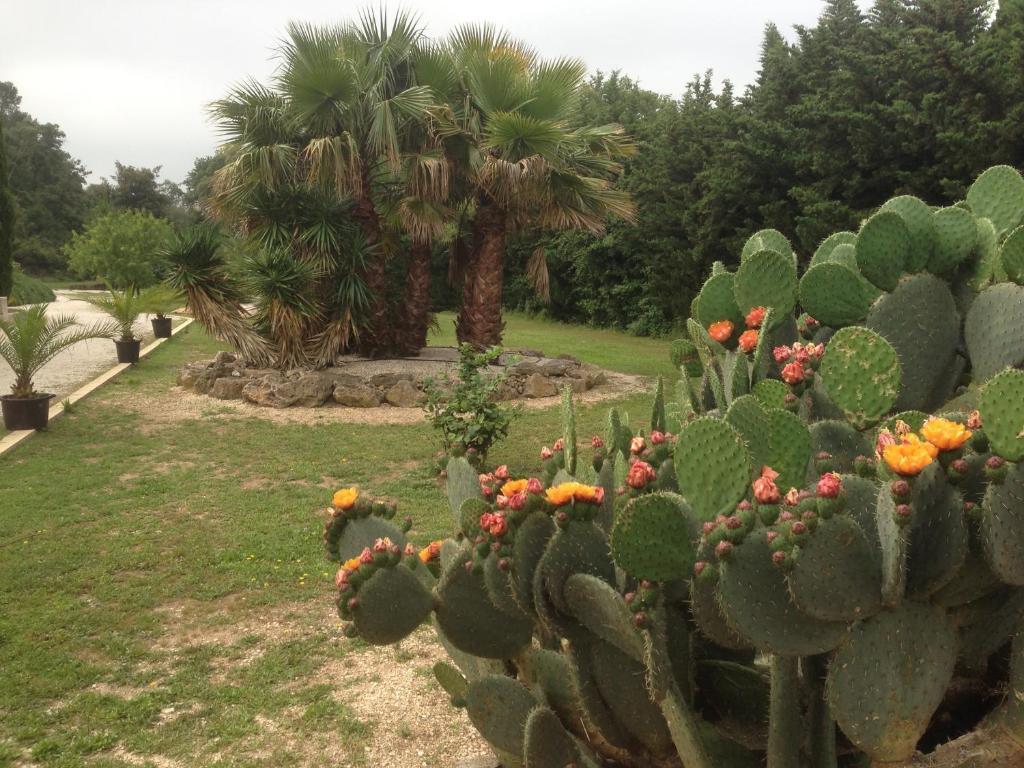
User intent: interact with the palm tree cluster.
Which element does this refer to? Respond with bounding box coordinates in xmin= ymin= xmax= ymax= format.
xmin=171 ymin=11 xmax=635 ymax=368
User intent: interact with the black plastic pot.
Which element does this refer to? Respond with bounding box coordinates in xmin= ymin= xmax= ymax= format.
xmin=1 ymin=393 xmax=54 ymax=431
xmin=151 ymin=317 xmax=172 ymax=339
xmin=115 ymin=338 xmax=141 ymax=364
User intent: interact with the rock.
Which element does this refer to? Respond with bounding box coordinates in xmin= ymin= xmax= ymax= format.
xmin=557 ymin=353 xmax=581 ymax=364
xmin=214 ymin=351 xmax=237 ymax=366
xmin=333 ymin=383 xmax=381 ymax=408
xmin=568 ymin=378 xmax=589 ymax=394
xmin=538 ymin=359 xmax=573 ymax=376
xmin=523 ymin=373 xmax=558 ymax=398
xmin=370 ymin=371 xmax=415 ymax=390
xmin=192 ymin=369 xmax=222 ymax=395
xmin=510 ymin=360 xmax=543 ymax=376
xmin=322 ymin=369 xmax=367 ymax=390
xmin=517 ymin=348 xmax=545 ymax=358
xmin=288 ymin=372 xmax=334 ymax=407
xmin=384 ymin=380 xmax=425 ymax=408
xmin=242 ymin=375 xmax=294 ymax=408
xmin=581 ymin=364 xmax=607 ymax=387
xmin=211 ymin=377 xmax=249 ymax=400
xmin=177 ymin=362 xmax=208 ymax=389
xmin=455 ymin=758 xmax=500 ymax=768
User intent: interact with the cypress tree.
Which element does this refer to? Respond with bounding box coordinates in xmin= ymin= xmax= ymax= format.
xmin=0 ymin=116 xmax=14 ymax=298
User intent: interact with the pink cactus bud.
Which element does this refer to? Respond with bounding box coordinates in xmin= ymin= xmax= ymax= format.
xmin=624 ymin=591 xmax=636 ymax=604
xmin=481 ymin=485 xmax=493 ymax=497
xmin=784 ymin=393 xmax=798 ymax=405
xmin=404 ymin=543 xmax=416 ymax=557
xmin=498 ymin=558 xmax=511 ymax=572
xmin=725 ymin=515 xmax=743 ymax=530
xmin=633 ymin=611 xmax=648 ymax=628
xmin=626 ymin=460 xmax=657 ymax=489
xmin=816 ymin=451 xmax=832 ymax=461
xmin=591 ymin=435 xmax=604 ymax=449
xmin=781 ymin=362 xmax=805 ymax=385
xmin=816 ymin=472 xmax=842 ymax=499
xmin=509 ymin=492 xmax=526 ymax=511
xmin=553 ymin=438 xmax=565 ymax=451
xmin=791 ymin=521 xmax=807 ymax=536
xmin=630 ymin=436 xmax=646 ymax=454
xmin=890 ymin=479 xmax=911 ymax=499
xmin=715 ymin=540 xmax=734 ymax=559
xmin=986 ymin=455 xmax=1006 ymax=469
xmin=895 ymin=503 xmax=913 ymax=519
xmin=527 ymin=477 xmax=544 ymax=495
xmin=753 ymin=466 xmax=781 ymax=504
xmin=736 ymin=499 xmax=752 ymax=511
xmin=650 ymin=430 xmax=666 ymax=445
xmin=541 ymin=446 xmax=554 ymax=460
xmin=372 ymin=537 xmax=392 ymax=553
xmin=766 ymin=530 xmax=779 ymax=544
xmin=493 ymin=465 xmax=509 ymax=480
xmin=773 ymin=345 xmax=792 ymax=364
xmin=875 ymin=429 xmax=897 ymax=459
xmin=593 ymin=486 xmax=606 ymax=505
xmin=702 ymin=521 xmax=717 ymax=536
xmin=784 ymin=487 xmax=801 ymax=506
xmin=359 ymin=547 xmax=374 ymax=565
xmin=335 ymin=568 xmax=349 ymax=588
xmin=693 ymin=562 xmax=708 ymax=578
xmin=778 ymin=510 xmax=795 ymax=522
xmin=347 ymin=597 xmax=360 ymax=612
xmin=772 ymin=550 xmax=788 ymax=566
xmin=556 ymin=510 xmax=570 ymax=524
xmin=495 ymin=495 xmax=509 ymax=509
xmin=949 ymin=458 xmax=969 ymax=475
xmin=967 ymin=410 xmax=982 ymax=430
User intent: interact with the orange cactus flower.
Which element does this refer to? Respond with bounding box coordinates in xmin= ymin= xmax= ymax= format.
xmin=708 ymin=320 xmax=735 ymax=343
xmin=738 ymin=329 xmax=759 ymax=353
xmin=332 ymin=487 xmax=359 ymax=510
xmin=342 ymin=556 xmax=362 ymax=571
xmin=883 ymin=434 xmax=938 ymax=476
xmin=920 ymin=417 xmax=972 ymax=452
xmin=745 ymin=306 xmax=767 ymax=329
xmin=501 ymin=479 xmax=529 ymax=497
xmin=418 ymin=540 xmax=443 ymax=563
xmin=545 ymin=482 xmax=605 ymax=507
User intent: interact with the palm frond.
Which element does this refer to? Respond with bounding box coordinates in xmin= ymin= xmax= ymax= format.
xmin=526 ymin=246 xmax=550 ymax=304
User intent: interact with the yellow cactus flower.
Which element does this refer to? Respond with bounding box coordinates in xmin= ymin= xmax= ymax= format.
xmin=342 ymin=556 xmax=361 ymax=571
xmin=418 ymin=540 xmax=443 ymax=564
xmin=920 ymin=417 xmax=972 ymax=451
xmin=883 ymin=434 xmax=938 ymax=476
xmin=545 ymin=482 xmax=605 ymax=507
xmin=332 ymin=487 xmax=359 ymax=510
xmin=501 ymin=479 xmax=529 ymax=497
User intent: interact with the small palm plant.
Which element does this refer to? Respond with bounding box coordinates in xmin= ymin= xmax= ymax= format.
xmin=0 ymin=305 xmax=116 ymax=429
xmin=86 ymin=287 xmax=143 ymax=342
xmin=138 ymin=284 xmax=183 ymax=338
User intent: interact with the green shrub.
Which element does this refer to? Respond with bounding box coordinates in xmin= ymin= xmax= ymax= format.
xmin=9 ymin=268 xmax=55 ymax=306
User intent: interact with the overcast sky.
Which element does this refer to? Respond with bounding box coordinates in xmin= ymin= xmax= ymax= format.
xmin=2 ymin=1 xmax=869 ymax=185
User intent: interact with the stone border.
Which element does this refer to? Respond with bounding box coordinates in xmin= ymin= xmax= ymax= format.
xmin=0 ymin=318 xmax=194 ymax=457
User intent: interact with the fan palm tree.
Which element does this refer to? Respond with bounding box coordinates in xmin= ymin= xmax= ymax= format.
xmin=0 ymin=305 xmax=117 ymax=398
xmin=418 ymin=26 xmax=637 ymax=348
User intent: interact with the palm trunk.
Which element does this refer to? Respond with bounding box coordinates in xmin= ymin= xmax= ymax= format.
xmin=397 ymin=240 xmax=432 ymax=356
xmin=456 ymin=203 xmax=507 ymax=349
xmin=352 ymin=172 xmax=393 ymax=357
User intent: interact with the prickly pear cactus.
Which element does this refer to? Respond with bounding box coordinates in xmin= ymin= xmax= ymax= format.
xmin=323 ymin=165 xmax=1024 ymax=768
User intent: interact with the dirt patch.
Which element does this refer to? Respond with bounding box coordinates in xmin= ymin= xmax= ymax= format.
xmin=328 ymin=629 xmax=491 ymax=767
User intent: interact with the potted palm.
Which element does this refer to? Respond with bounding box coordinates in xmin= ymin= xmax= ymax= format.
xmin=0 ymin=305 xmax=117 ymax=430
xmin=86 ymin=287 xmax=144 ymax=363
xmin=138 ymin=284 xmax=182 ymax=339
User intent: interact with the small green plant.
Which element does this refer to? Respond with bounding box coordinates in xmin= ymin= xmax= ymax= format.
xmin=423 ymin=344 xmax=519 ymax=463
xmin=137 ymin=284 xmax=183 ymax=319
xmin=85 ymin=287 xmax=143 ymax=341
xmin=0 ymin=305 xmax=117 ymax=397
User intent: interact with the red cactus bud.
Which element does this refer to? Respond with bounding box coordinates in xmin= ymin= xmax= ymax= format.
xmin=702 ymin=521 xmax=717 ymax=536
xmin=986 ymin=455 xmax=1006 ymax=469
xmin=556 ymin=510 xmax=570 ymax=524
xmin=963 ymin=501 xmax=976 ymax=512
xmin=772 ymin=550 xmax=788 ymax=567
xmin=347 ymin=597 xmax=360 ymax=612
xmin=633 ymin=611 xmax=648 ymax=628
xmin=591 ymin=435 xmax=604 ymax=449
xmin=890 ymin=479 xmax=911 ymax=499
xmin=498 ymin=557 xmax=511 ymax=572
xmin=781 ymin=362 xmax=805 ymax=385
xmin=725 ymin=515 xmax=743 ymax=530
xmin=715 ymin=540 xmax=734 ymax=559
xmin=766 ymin=530 xmax=779 ymax=544
xmin=791 ymin=521 xmax=807 ymax=536
xmin=624 ymin=591 xmax=636 ymax=604
xmin=745 ymin=305 xmax=767 ymax=329
xmin=816 ymin=472 xmax=842 ymax=499
xmin=773 ymin=345 xmax=792 ymax=364
xmin=753 ymin=466 xmax=781 ymax=504
xmin=895 ymin=503 xmax=912 ymax=519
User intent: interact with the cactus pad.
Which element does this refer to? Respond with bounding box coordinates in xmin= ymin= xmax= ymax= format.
xmin=435 ymin=553 xmax=533 ymax=659
xmin=965 ymin=282 xmax=1024 ymax=383
xmin=971 ymin=216 xmax=1003 ymax=291
xmin=1001 ymin=225 xmax=1024 ymax=285
xmin=563 ymin=573 xmax=644 ymax=660
xmin=765 ymin=408 xmax=812 ymax=493
xmin=718 ymin=533 xmax=848 ymax=655
xmin=690 ymin=548 xmax=751 ymax=651
xmin=811 ymin=231 xmax=857 ymax=266
xmin=855 ymin=210 xmax=909 ymax=291
xmin=484 ymin=552 xmax=529 ymax=618
xmin=742 ymin=228 xmax=794 ymax=262
xmin=866 ymin=273 xmax=960 ymax=412
xmin=523 ymin=706 xmax=580 ymax=767
xmin=433 ymin=660 xmax=469 ymax=706
xmin=980 ymin=462 xmax=1024 ymax=585
xmin=460 ymin=497 xmax=489 ymax=538
xmin=966 ymin=164 xmax=1024 ymax=237
xmin=904 ymin=464 xmax=967 ymax=599
xmin=881 ymin=195 xmax=935 ymax=271
xmin=930 ymin=206 xmax=977 ymax=275
xmin=692 ymin=271 xmax=743 ymax=328
xmin=734 ymin=249 xmax=798 ymax=328
xmin=979 ymin=368 xmax=1024 ymax=461
xmin=513 ymin=512 xmax=556 ymax=612
xmin=752 ymin=378 xmax=790 ymax=411
xmin=787 ymin=516 xmax=883 ymax=622
xmin=611 ymin=492 xmax=699 ymax=582
xmin=674 ymin=418 xmax=752 ymax=521
xmin=798 ymin=262 xmax=871 ymax=327
xmin=590 ymin=640 xmax=674 ymax=754
xmin=447 ymin=457 xmax=482 ymax=526
xmin=670 ymin=338 xmax=703 ymax=377
xmin=538 ymin=521 xmax=616 ymax=615
xmin=808 ymin=420 xmax=871 ymax=475
xmin=466 ymin=674 xmax=537 ymax=755
xmin=331 ymin=516 xmax=407 ymax=562
xmin=818 ymin=327 xmax=901 ymax=429
xmin=694 ymin=660 xmax=770 ymax=750
xmin=826 ymin=602 xmax=957 ymax=762
xmin=727 ymin=395 xmax=771 ymax=468
xmin=351 ymin=565 xmax=434 ymax=644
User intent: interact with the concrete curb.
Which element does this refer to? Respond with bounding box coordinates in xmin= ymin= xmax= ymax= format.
xmin=0 ymin=318 xmax=194 ymax=457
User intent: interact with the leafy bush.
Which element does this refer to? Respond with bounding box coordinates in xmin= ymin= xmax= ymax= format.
xmin=320 ymin=164 xmax=1024 ymax=768
xmin=9 ymin=267 xmax=55 ymax=305
xmin=64 ymin=209 xmax=173 ymax=288
xmin=422 ymin=344 xmax=519 ymax=462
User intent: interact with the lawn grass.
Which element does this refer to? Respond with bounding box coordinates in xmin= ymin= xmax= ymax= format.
xmin=0 ymin=315 xmax=672 ymax=767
